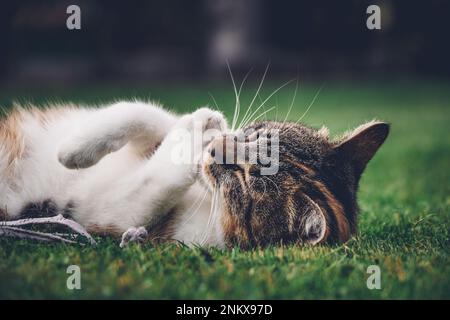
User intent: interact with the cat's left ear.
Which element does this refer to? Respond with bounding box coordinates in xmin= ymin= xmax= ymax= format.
xmin=297 ymin=194 xmax=328 ymax=245
xmin=334 ymin=121 xmax=390 ymax=177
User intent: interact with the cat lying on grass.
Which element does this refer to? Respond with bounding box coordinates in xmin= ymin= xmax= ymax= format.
xmin=0 ymin=101 xmax=388 ymax=248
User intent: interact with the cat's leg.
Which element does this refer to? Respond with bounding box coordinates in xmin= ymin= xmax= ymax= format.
xmin=73 ymin=107 xmax=227 ymax=237
xmin=58 ymin=101 xmax=177 ymax=169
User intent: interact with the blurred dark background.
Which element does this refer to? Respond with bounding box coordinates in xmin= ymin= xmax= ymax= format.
xmin=0 ymin=0 xmax=449 ymax=88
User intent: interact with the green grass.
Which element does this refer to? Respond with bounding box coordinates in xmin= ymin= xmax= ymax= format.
xmin=0 ymin=80 xmax=449 ymax=299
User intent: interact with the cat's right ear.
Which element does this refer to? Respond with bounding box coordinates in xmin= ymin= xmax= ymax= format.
xmin=333 ymin=121 xmax=390 ymax=178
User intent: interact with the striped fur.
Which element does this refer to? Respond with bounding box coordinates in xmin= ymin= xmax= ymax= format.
xmin=203 ymin=120 xmax=389 ymax=247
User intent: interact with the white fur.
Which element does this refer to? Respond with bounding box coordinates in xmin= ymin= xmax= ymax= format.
xmin=0 ymin=101 xmax=226 ymax=247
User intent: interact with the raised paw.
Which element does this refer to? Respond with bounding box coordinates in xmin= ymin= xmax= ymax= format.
xmin=191 ymin=108 xmax=228 ymax=152
xmin=191 ymin=107 xmax=227 ymax=133
xmin=58 ymin=136 xmax=121 ymax=169
xmin=119 ymin=226 xmax=148 ymax=248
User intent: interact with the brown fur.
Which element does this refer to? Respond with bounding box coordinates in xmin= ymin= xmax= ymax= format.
xmin=0 ymin=105 xmax=76 ymax=175
xmin=0 ymin=207 xmax=7 ymax=221
xmin=222 ymin=207 xmax=250 ymax=247
xmin=146 ymin=208 xmax=180 ymax=243
xmin=284 ymin=157 xmax=315 ymax=175
xmin=204 ymin=120 xmax=389 ymax=248
xmin=87 ymin=224 xmax=123 ymax=237
xmin=0 ymin=110 xmax=25 ymax=173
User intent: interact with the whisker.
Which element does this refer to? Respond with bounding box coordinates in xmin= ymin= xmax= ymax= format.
xmin=240 ymin=79 xmax=294 ymax=128
xmin=233 ymin=68 xmax=253 ymax=131
xmin=256 ymin=93 xmax=269 ymax=122
xmin=179 ymin=188 xmax=209 ymax=228
xmin=295 ymin=83 xmax=325 ymax=124
xmin=200 ymin=190 xmax=215 ymax=245
xmin=210 ymin=189 xmax=222 ymax=244
xmin=208 ymin=92 xmax=221 ymax=111
xmin=200 ymin=187 xmax=220 ymax=246
xmin=283 ymin=78 xmax=299 ymax=124
xmin=263 ymin=176 xmax=282 ymax=195
xmin=239 ymin=63 xmax=270 ymax=130
xmin=255 ymin=178 xmax=268 ymax=206
xmin=209 ymin=189 xmax=221 ymax=245
xmin=226 ymin=61 xmax=240 ymax=132
xmin=244 ymin=106 xmax=276 ymax=125
xmin=275 ymin=96 xmax=279 ymax=122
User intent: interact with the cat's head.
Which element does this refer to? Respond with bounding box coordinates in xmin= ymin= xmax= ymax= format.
xmin=200 ymin=120 xmax=389 ymax=248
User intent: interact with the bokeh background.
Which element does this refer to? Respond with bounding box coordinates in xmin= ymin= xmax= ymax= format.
xmin=0 ymin=0 xmax=449 ymax=89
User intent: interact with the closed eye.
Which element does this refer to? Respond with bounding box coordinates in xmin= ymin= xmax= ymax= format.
xmin=246 ymin=127 xmax=269 ymax=142
xmin=246 ymin=131 xmax=259 ymax=142
xmin=223 ymin=163 xmax=243 ymax=172
xmin=249 ymin=166 xmax=261 ymax=176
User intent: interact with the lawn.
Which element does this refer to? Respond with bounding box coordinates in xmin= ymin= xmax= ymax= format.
xmin=0 ymin=80 xmax=449 ymax=299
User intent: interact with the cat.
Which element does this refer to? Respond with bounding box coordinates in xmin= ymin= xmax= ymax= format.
xmin=0 ymin=101 xmax=389 ymax=248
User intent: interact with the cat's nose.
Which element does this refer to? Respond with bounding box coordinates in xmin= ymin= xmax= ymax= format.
xmin=208 ymin=135 xmax=237 ymax=164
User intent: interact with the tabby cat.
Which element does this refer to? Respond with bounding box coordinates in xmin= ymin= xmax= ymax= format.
xmin=0 ymin=101 xmax=389 ymax=248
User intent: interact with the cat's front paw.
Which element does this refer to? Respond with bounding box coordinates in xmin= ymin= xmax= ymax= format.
xmin=119 ymin=226 xmax=148 ymax=248
xmin=191 ymin=107 xmax=227 ymax=133
xmin=161 ymin=107 xmax=227 ymax=180
xmin=58 ymin=145 xmax=95 ymax=169
xmin=58 ymin=136 xmax=119 ymax=169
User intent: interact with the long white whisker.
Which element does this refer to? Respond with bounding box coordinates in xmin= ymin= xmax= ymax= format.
xmin=208 ymin=92 xmax=221 ymax=111
xmin=240 ymin=79 xmax=294 ymax=128
xmin=227 ymin=62 xmax=252 ymax=132
xmin=200 ymin=194 xmax=214 ymax=245
xmin=244 ymin=106 xmax=276 ymax=125
xmin=240 ymin=79 xmax=295 ymax=128
xmin=233 ymin=69 xmax=253 ymax=131
xmin=205 ymin=190 xmax=221 ymax=246
xmin=283 ymin=78 xmax=299 ymax=123
xmin=210 ymin=190 xmax=221 ymax=245
xmin=264 ymin=176 xmax=282 ymax=195
xmin=295 ymin=83 xmax=325 ymax=124
xmin=180 ymin=189 xmax=209 ymax=227
xmin=275 ymin=96 xmax=279 ymax=122
xmin=255 ymin=178 xmax=268 ymax=206
xmin=226 ymin=61 xmax=240 ymax=132
xmin=256 ymin=93 xmax=269 ymax=122
xmin=239 ymin=63 xmax=270 ymax=130
xmin=200 ymin=187 xmax=220 ymax=246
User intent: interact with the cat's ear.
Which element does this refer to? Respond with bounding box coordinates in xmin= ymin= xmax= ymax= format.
xmin=334 ymin=121 xmax=389 ymax=178
xmin=298 ymin=195 xmax=327 ymax=244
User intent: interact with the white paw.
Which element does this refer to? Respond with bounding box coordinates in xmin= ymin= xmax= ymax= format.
xmin=119 ymin=226 xmax=148 ymax=248
xmin=58 ymin=137 xmax=118 ymax=169
xmin=191 ymin=107 xmax=227 ymax=133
